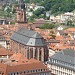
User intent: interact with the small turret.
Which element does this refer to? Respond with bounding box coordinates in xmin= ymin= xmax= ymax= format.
xmin=28 ymin=23 xmax=33 ymax=30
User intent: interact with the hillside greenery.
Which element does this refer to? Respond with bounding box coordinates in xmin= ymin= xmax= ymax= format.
xmin=0 ymin=0 xmax=75 ymax=21
xmin=40 ymin=23 xmax=55 ymax=29
xmin=25 ymin=0 xmax=75 ymax=15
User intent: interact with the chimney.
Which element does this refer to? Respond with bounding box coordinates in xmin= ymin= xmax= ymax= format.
xmin=7 ymin=55 xmax=9 ymax=59
xmin=28 ymin=23 xmax=32 ymax=30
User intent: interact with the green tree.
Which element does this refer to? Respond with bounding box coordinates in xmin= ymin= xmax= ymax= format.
xmin=40 ymin=23 xmax=55 ymax=29
xmin=41 ymin=0 xmax=75 ymax=15
xmin=33 ymin=8 xmax=45 ymax=17
xmin=67 ymin=20 xmax=74 ymax=26
xmin=12 ymin=8 xmax=16 ymax=14
xmin=50 ymin=34 xmax=56 ymax=39
xmin=28 ymin=14 xmax=37 ymax=22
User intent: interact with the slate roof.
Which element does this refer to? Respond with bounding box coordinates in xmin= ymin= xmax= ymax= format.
xmin=49 ymin=49 xmax=75 ymax=65
xmin=11 ymin=28 xmax=46 ymax=47
xmin=47 ymin=40 xmax=60 ymax=43
xmin=48 ymin=49 xmax=75 ymax=71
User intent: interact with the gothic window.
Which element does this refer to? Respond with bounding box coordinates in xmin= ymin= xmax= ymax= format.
xmin=18 ymin=13 xmax=20 ymax=15
xmin=39 ymin=50 xmax=41 ymax=61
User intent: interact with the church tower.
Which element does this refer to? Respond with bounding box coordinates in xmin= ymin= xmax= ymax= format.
xmin=16 ymin=0 xmax=26 ymax=23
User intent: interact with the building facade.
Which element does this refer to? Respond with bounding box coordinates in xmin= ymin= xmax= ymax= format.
xmin=11 ymin=28 xmax=48 ymax=62
xmin=0 ymin=33 xmax=7 ymax=48
xmin=0 ymin=47 xmax=13 ymax=60
xmin=47 ymin=49 xmax=75 ymax=75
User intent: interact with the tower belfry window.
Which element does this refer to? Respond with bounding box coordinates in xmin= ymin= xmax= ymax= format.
xmin=16 ymin=0 xmax=26 ymax=23
xmin=18 ymin=13 xmax=20 ymax=15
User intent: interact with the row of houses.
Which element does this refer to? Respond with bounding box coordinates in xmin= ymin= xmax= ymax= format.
xmin=50 ymin=12 xmax=75 ymax=23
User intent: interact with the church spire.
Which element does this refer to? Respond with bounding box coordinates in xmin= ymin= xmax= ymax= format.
xmin=18 ymin=0 xmax=25 ymax=10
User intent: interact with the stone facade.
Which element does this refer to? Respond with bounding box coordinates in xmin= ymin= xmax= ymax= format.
xmin=16 ymin=0 xmax=26 ymax=23
xmin=11 ymin=40 xmax=48 ymax=62
xmin=11 ymin=29 xmax=48 ymax=62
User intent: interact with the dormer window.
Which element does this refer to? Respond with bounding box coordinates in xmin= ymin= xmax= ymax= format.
xmin=11 ymin=60 xmax=15 ymax=62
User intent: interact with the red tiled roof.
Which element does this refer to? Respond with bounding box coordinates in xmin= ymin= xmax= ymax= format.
xmin=0 ymin=47 xmax=13 ymax=56
xmin=55 ymin=36 xmax=64 ymax=40
xmin=66 ymin=28 xmax=75 ymax=32
xmin=0 ymin=53 xmax=49 ymax=75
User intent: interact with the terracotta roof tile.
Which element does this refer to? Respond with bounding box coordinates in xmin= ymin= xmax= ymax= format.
xmin=0 ymin=53 xmax=49 ymax=75
xmin=0 ymin=47 xmax=13 ymax=56
xmin=55 ymin=36 xmax=64 ymax=40
xmin=66 ymin=28 xmax=75 ymax=32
